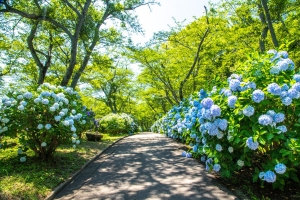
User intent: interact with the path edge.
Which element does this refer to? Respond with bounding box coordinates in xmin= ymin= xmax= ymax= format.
xmin=45 ymin=134 xmax=130 ymax=200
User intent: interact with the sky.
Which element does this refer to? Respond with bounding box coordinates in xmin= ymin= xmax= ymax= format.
xmin=132 ymin=0 xmax=220 ymax=44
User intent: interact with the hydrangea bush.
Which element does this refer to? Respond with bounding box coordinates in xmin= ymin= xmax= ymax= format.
xmin=100 ymin=113 xmax=138 ymax=134
xmin=0 ymin=83 xmax=91 ymax=161
xmin=151 ymin=50 xmax=300 ymax=189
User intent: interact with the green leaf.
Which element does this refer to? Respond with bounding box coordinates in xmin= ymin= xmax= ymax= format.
xmin=258 ymin=137 xmax=266 ymax=145
xmin=253 ymin=174 xmax=259 ymax=183
xmin=266 ymin=133 xmax=274 ymax=140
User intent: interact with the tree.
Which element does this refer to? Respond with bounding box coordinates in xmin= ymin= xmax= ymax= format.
xmin=0 ymin=0 xmax=158 ymax=88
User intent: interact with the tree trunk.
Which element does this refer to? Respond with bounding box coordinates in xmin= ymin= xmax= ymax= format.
xmin=257 ymin=3 xmax=268 ymax=52
xmin=261 ymin=0 xmax=279 ymax=48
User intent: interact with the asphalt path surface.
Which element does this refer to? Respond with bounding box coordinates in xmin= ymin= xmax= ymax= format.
xmin=54 ymin=132 xmax=238 ymax=200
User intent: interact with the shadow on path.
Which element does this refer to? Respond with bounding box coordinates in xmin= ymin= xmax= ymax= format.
xmin=54 ymin=132 xmax=238 ymax=200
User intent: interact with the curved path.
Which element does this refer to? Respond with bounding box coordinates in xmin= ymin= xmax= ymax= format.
xmin=54 ymin=132 xmax=238 ymax=200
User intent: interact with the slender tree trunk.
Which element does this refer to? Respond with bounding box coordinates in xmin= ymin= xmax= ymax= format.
xmin=261 ymin=0 xmax=279 ymax=48
xmin=257 ymin=3 xmax=268 ymax=52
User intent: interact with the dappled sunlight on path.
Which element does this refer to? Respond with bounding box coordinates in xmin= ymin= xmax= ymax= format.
xmin=54 ymin=132 xmax=238 ymax=200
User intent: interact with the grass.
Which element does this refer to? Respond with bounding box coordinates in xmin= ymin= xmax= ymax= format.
xmin=0 ymin=133 xmax=128 ymax=200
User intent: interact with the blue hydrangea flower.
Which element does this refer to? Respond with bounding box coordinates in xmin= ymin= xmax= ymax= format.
xmin=216 ymin=144 xmax=223 ymax=152
xmin=246 ymin=137 xmax=259 ymax=150
xmin=186 ymin=152 xmax=192 ymax=158
xmin=266 ymin=110 xmax=276 ymax=117
xmin=276 ymin=125 xmax=287 ymax=134
xmin=273 ymin=113 xmax=285 ymax=123
xmin=286 ymin=58 xmax=295 ymax=70
xmin=267 ymin=83 xmax=281 ymax=95
xmin=210 ymin=105 xmax=221 ymax=117
xmin=216 ymin=119 xmax=228 ymax=131
xmin=281 ymin=84 xmax=289 ymax=91
xmin=190 ymin=133 xmax=197 ymax=139
xmin=293 ymin=74 xmax=300 ymax=82
xmin=282 ymin=97 xmax=292 ymax=106
xmin=213 ymin=164 xmax=221 ymax=172
xmin=205 ymin=158 xmax=213 ymax=171
xmin=243 ymin=105 xmax=255 ymax=117
xmin=201 ymin=108 xmax=212 ymax=120
xmin=252 ymin=90 xmax=264 ymax=103
xmin=292 ymin=82 xmax=300 ymax=92
xmin=228 ymin=95 xmax=237 ymax=108
xmin=258 ymin=114 xmax=273 ymax=126
xmin=220 ymin=88 xmax=232 ymax=97
xmin=201 ymin=98 xmax=214 ymax=109
xmin=196 ymin=137 xmax=201 ymax=143
xmin=248 ymin=82 xmax=256 ymax=89
xmin=229 ymin=74 xmax=242 ymax=81
xmin=274 ymin=163 xmax=286 ymax=174
xmin=288 ymin=88 xmax=299 ymax=99
xmin=181 ymin=151 xmax=186 ymax=157
xmin=278 ymin=51 xmax=288 ymax=58
xmin=199 ymin=89 xmax=208 ymax=99
xmin=277 ymin=59 xmax=289 ymax=71
xmin=229 ymin=79 xmax=241 ymax=92
xmin=259 ymin=172 xmax=265 ymax=179
xmin=193 ymin=145 xmax=198 ymax=152
xmin=263 ymin=170 xmax=276 ymax=183
xmin=204 ymin=122 xmax=219 ymax=136
xmin=202 ymin=137 xmax=207 ymax=145
xmin=200 ymin=156 xmax=206 ymax=162
xmin=280 ymin=91 xmax=288 ymax=99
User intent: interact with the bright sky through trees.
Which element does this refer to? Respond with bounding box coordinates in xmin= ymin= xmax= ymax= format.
xmin=133 ymin=0 xmax=220 ymax=44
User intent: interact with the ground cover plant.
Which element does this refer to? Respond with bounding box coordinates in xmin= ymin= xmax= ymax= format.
xmin=0 ymin=133 xmax=128 ymax=200
xmin=151 ymin=50 xmax=300 ymax=197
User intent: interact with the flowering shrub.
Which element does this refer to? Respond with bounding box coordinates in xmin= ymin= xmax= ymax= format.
xmin=99 ymin=113 xmax=138 ymax=134
xmin=0 ymin=83 xmax=90 ymax=161
xmin=151 ymin=50 xmax=300 ymax=189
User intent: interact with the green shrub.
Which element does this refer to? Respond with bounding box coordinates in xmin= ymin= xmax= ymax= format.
xmin=100 ymin=113 xmax=138 ymax=134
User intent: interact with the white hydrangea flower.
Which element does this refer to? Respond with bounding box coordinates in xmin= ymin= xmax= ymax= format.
xmin=49 ymin=107 xmax=56 ymax=112
xmin=34 ymin=98 xmax=41 ymax=104
xmin=41 ymin=142 xmax=47 ymax=147
xmin=72 ymin=138 xmax=76 ymax=143
xmin=71 ymin=109 xmax=76 ymax=114
xmin=228 ymin=146 xmax=234 ymax=153
xmin=237 ymin=160 xmax=244 ymax=167
xmin=63 ymin=120 xmax=70 ymax=126
xmin=59 ymin=112 xmax=65 ymax=117
xmin=68 ymin=119 xmax=74 ymax=125
xmin=37 ymin=124 xmax=43 ymax=129
xmin=42 ymin=99 xmax=49 ymax=105
xmin=72 ymin=133 xmax=77 ymax=138
xmin=53 ymin=103 xmax=60 ymax=109
xmin=2 ymin=118 xmax=9 ymax=124
xmin=81 ymin=120 xmax=86 ymax=124
xmin=17 ymin=95 xmax=23 ymax=100
xmin=20 ymin=156 xmax=26 ymax=162
xmin=54 ymin=116 xmax=61 ymax=122
xmin=217 ymin=132 xmax=224 ymax=139
xmin=18 ymin=105 xmax=25 ymax=111
xmin=76 ymin=140 xmax=80 ymax=145
xmin=71 ymin=126 xmax=76 ymax=132
xmin=20 ymin=101 xmax=27 ymax=106
xmin=24 ymin=92 xmax=33 ymax=99
xmin=73 ymin=145 xmax=76 ymax=148
xmin=45 ymin=124 xmax=52 ymax=130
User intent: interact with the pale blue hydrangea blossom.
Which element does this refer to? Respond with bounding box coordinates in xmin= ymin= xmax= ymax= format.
xmin=216 ymin=144 xmax=223 ymax=152
xmin=263 ymin=170 xmax=276 ymax=183
xmin=213 ymin=164 xmax=221 ymax=172
xmin=237 ymin=160 xmax=244 ymax=167
xmin=228 ymin=96 xmax=237 ymax=108
xmin=267 ymin=83 xmax=281 ymax=95
xmin=243 ymin=105 xmax=255 ymax=117
xmin=252 ymin=90 xmax=264 ymax=103
xmin=258 ymin=114 xmax=273 ymax=126
xmin=274 ymin=163 xmax=286 ymax=174
xmin=276 ymin=125 xmax=287 ymax=134
xmin=201 ymin=98 xmax=214 ymax=109
xmin=246 ymin=137 xmax=259 ymax=150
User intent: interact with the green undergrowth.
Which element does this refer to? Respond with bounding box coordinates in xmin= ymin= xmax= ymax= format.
xmin=0 ymin=133 xmax=129 ymax=200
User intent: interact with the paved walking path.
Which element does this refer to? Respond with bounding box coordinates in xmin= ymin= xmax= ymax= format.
xmin=54 ymin=132 xmax=238 ymax=200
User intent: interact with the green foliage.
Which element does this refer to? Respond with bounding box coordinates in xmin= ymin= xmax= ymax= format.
xmin=100 ymin=113 xmax=138 ymax=134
